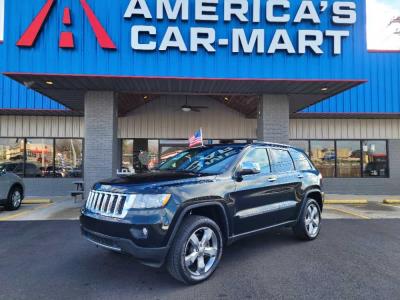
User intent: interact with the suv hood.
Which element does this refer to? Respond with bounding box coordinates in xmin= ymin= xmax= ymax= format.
xmin=94 ymin=171 xmax=216 ymax=193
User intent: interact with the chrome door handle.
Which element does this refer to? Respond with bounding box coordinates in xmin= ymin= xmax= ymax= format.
xmin=268 ymin=176 xmax=278 ymax=182
xmin=298 ymin=174 xmax=304 ymax=179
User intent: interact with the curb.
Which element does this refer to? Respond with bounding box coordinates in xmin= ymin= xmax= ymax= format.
xmin=324 ymin=200 xmax=368 ymax=205
xmin=383 ymin=199 xmax=400 ymax=205
xmin=22 ymin=199 xmax=53 ymax=205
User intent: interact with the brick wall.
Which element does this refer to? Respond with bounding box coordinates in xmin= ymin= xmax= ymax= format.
xmin=84 ymin=91 xmax=119 ymax=195
xmin=257 ymin=95 xmax=290 ymax=144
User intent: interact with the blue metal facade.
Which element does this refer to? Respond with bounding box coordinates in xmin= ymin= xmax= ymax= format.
xmin=0 ymin=0 xmax=399 ymax=113
xmin=305 ymin=52 xmax=400 ymax=113
xmin=0 ymin=75 xmax=65 ymax=110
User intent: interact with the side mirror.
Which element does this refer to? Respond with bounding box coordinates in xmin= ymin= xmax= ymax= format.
xmin=236 ymin=162 xmax=261 ymax=177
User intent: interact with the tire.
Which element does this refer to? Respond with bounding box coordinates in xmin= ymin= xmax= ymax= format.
xmin=5 ymin=186 xmax=23 ymax=211
xmin=166 ymin=215 xmax=223 ymax=285
xmin=293 ymin=199 xmax=321 ymax=241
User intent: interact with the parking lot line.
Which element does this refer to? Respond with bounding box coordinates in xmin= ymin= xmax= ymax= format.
xmin=325 ymin=200 xmax=368 ymax=205
xmin=381 ymin=203 xmax=400 ymax=209
xmin=325 ymin=205 xmax=371 ymax=220
xmin=0 ymin=203 xmax=53 ymax=221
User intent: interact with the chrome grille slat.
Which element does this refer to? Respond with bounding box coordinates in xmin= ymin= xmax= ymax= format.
xmin=85 ymin=191 xmax=130 ymax=219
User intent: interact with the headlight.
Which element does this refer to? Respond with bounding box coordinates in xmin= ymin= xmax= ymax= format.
xmin=129 ymin=194 xmax=172 ymax=209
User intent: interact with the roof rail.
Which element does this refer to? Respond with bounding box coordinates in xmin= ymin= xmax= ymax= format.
xmin=253 ymin=141 xmax=291 ymax=148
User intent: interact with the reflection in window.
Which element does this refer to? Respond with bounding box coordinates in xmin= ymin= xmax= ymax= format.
xmin=310 ymin=141 xmax=335 ymax=178
xmin=362 ymin=141 xmax=388 ymax=177
xmin=241 ymin=148 xmax=270 ymax=174
xmin=337 ymin=141 xmax=361 ymax=178
xmin=26 ymin=139 xmax=54 ymax=177
xmin=269 ymin=149 xmax=295 ymax=173
xmin=55 ymin=139 xmax=83 ymax=178
xmin=147 ymin=140 xmax=159 ymax=170
xmin=121 ymin=140 xmax=134 ymax=172
xmin=290 ymin=140 xmax=310 ymax=156
xmin=0 ymin=138 xmax=25 ymax=176
xmin=291 ymin=150 xmax=313 ymax=171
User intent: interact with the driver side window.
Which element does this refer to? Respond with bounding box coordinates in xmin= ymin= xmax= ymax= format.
xmin=240 ymin=148 xmax=271 ymax=174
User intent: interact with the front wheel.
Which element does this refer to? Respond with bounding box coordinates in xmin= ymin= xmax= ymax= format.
xmin=166 ymin=215 xmax=223 ymax=284
xmin=5 ymin=186 xmax=23 ymax=211
xmin=293 ymin=199 xmax=321 ymax=241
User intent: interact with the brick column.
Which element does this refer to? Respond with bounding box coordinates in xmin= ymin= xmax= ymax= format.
xmin=84 ymin=91 xmax=119 ymax=195
xmin=257 ymin=94 xmax=290 ymax=144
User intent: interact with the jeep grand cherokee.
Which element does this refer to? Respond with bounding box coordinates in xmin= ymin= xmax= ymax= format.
xmin=80 ymin=143 xmax=324 ymax=284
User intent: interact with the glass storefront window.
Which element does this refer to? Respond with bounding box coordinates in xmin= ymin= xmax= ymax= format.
xmin=310 ymin=141 xmax=336 ymax=178
xmin=362 ymin=141 xmax=388 ymax=177
xmin=290 ymin=140 xmax=310 ymax=156
xmin=147 ymin=140 xmax=159 ymax=170
xmin=55 ymin=139 xmax=83 ymax=178
xmin=0 ymin=138 xmax=25 ymax=176
xmin=25 ymin=139 xmax=54 ymax=177
xmin=121 ymin=140 xmax=134 ymax=172
xmin=336 ymin=141 xmax=361 ymax=178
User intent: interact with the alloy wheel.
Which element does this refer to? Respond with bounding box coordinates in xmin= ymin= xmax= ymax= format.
xmin=12 ymin=190 xmax=22 ymax=208
xmin=305 ymin=203 xmax=320 ymax=238
xmin=184 ymin=227 xmax=219 ymax=277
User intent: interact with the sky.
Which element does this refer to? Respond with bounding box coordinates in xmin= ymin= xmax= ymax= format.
xmin=367 ymin=0 xmax=400 ymax=50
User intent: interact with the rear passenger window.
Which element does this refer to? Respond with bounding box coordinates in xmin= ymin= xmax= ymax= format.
xmin=269 ymin=149 xmax=295 ymax=173
xmin=291 ymin=150 xmax=313 ymax=171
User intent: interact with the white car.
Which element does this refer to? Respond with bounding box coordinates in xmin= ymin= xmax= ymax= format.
xmin=0 ymin=168 xmax=25 ymax=211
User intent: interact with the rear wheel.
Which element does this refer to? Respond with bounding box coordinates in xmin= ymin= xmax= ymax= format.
xmin=5 ymin=186 xmax=23 ymax=211
xmin=166 ymin=215 xmax=223 ymax=284
xmin=293 ymin=199 xmax=321 ymax=240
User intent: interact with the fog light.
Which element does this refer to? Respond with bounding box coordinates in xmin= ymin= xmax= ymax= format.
xmin=130 ymin=227 xmax=149 ymax=240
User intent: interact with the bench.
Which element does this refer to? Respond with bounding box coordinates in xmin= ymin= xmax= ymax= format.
xmin=71 ymin=181 xmax=85 ymax=203
xmin=71 ymin=191 xmax=84 ymax=203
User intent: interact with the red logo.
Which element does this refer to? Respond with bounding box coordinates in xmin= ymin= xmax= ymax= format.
xmin=17 ymin=0 xmax=116 ymax=49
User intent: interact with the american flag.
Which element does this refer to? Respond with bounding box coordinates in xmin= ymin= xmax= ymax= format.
xmin=189 ymin=129 xmax=203 ymax=148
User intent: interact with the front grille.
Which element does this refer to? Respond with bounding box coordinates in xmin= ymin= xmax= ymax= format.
xmin=85 ymin=191 xmax=128 ymax=218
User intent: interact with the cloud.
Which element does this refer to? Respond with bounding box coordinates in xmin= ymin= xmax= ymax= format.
xmin=367 ymin=0 xmax=400 ymax=50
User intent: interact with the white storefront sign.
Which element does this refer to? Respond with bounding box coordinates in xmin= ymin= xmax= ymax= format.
xmin=124 ymin=0 xmax=357 ymax=55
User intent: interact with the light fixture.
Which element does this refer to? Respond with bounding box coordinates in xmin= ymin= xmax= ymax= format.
xmin=224 ymin=97 xmax=229 ymax=101
xmin=45 ymin=81 xmax=54 ymax=85
xmin=23 ymin=81 xmax=35 ymax=88
xmin=143 ymin=95 xmax=148 ymax=100
xmin=321 ymin=87 xmax=328 ymax=91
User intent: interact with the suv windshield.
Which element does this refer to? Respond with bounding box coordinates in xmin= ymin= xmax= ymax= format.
xmin=158 ymin=145 xmax=243 ymax=175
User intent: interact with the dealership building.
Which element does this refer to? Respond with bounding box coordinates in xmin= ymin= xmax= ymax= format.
xmin=0 ymin=0 xmax=399 ymax=196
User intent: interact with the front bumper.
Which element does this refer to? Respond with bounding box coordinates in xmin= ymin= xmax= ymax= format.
xmin=80 ymin=214 xmax=169 ymax=268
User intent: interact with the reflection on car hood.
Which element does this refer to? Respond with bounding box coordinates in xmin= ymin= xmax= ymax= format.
xmin=94 ymin=171 xmax=215 ymax=193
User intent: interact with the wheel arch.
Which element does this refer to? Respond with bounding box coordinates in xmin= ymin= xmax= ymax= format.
xmin=304 ymin=188 xmax=324 ymax=212
xmin=167 ymin=202 xmax=231 ymax=247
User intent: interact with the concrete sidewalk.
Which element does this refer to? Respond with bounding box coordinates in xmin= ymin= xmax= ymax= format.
xmin=326 ymin=194 xmax=400 ymax=202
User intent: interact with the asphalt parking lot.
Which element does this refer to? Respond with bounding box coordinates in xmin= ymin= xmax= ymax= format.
xmin=1 ymin=219 xmax=400 ymax=300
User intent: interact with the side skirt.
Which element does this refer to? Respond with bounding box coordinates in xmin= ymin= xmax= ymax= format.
xmin=227 ymin=220 xmax=297 ymax=245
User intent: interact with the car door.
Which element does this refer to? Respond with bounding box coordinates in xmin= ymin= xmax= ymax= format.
xmin=230 ymin=147 xmax=290 ymax=235
xmin=267 ymin=148 xmax=302 ymax=224
xmin=0 ymin=172 xmax=11 ymax=199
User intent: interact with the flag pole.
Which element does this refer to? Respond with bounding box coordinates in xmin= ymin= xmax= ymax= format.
xmin=200 ymin=127 xmax=204 ymax=146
